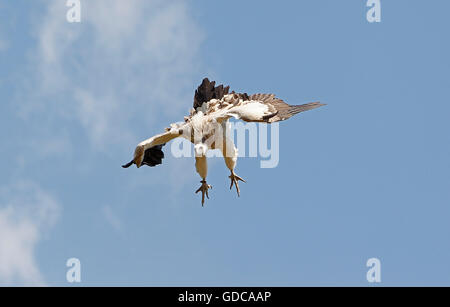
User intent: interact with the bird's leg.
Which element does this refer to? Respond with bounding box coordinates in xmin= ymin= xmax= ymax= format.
xmin=221 ymin=136 xmax=245 ymax=197
xmin=195 ymin=155 xmax=211 ymax=206
xmin=195 ymin=180 xmax=212 ymax=206
xmin=229 ymin=170 xmax=246 ymax=197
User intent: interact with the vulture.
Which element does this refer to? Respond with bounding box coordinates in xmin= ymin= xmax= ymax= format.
xmin=123 ymin=78 xmax=325 ymax=206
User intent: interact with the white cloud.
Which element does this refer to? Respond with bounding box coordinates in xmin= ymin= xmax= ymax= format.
xmin=0 ymin=181 xmax=60 ymax=285
xmin=0 ymin=25 xmax=7 ymax=52
xmin=0 ymin=38 xmax=7 ymax=52
xmin=28 ymin=0 xmax=205 ymax=148
xmin=0 ymin=2 xmax=8 ymax=52
xmin=29 ymin=134 xmax=73 ymax=158
xmin=102 ymin=205 xmax=123 ymax=232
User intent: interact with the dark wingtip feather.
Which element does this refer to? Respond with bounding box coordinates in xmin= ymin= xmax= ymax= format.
xmin=141 ymin=144 xmax=165 ymax=167
xmin=193 ymin=78 xmax=230 ymax=109
xmin=288 ymin=102 xmax=325 ymax=115
xmin=122 ymin=160 xmax=134 ymax=168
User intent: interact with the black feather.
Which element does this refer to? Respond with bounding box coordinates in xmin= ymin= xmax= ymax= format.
xmin=122 ymin=160 xmax=134 ymax=168
xmin=193 ymin=78 xmax=230 ymax=110
xmin=122 ymin=144 xmax=166 ymax=168
xmin=141 ymin=144 xmax=165 ymax=167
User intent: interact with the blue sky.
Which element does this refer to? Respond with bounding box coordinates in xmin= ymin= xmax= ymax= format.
xmin=1 ymin=0 xmax=450 ymax=286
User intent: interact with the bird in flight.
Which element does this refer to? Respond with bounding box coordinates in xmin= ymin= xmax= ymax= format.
xmin=123 ymin=78 xmax=325 ymax=206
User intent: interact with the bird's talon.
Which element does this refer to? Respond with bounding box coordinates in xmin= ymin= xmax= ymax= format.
xmin=195 ymin=180 xmax=212 ymax=206
xmin=229 ymin=172 xmax=246 ymax=197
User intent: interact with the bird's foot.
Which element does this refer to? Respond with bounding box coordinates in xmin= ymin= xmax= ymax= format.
xmin=229 ymin=171 xmax=246 ymax=197
xmin=195 ymin=180 xmax=212 ymax=206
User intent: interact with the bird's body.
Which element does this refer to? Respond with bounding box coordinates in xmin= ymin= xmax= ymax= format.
xmin=123 ymin=78 xmax=325 ymax=205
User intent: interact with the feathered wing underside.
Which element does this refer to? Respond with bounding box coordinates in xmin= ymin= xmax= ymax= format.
xmin=122 ymin=124 xmax=186 ymax=168
xmin=206 ymin=93 xmax=325 ymax=123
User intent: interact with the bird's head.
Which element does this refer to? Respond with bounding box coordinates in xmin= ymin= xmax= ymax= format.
xmin=194 ymin=143 xmax=208 ymax=157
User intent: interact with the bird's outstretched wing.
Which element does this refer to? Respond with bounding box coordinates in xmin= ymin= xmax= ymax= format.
xmin=208 ymin=93 xmax=325 ymax=123
xmin=122 ymin=124 xmax=186 ymax=168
